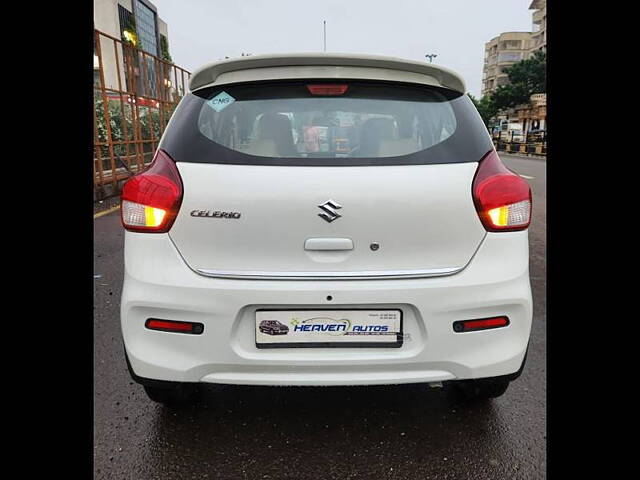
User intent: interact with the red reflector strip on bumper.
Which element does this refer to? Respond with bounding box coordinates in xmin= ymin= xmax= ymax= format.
xmin=453 ymin=316 xmax=509 ymax=333
xmin=145 ymin=319 xmax=204 ymax=334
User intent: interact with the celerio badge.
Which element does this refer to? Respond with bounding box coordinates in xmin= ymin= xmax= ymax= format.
xmin=318 ymin=199 xmax=342 ymax=223
xmin=190 ymin=210 xmax=241 ymax=219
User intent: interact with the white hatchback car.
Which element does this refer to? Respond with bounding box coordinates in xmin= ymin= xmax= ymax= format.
xmin=120 ymin=53 xmax=532 ymax=405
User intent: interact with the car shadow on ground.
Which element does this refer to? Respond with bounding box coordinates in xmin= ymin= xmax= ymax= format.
xmin=142 ymin=383 xmax=512 ymax=478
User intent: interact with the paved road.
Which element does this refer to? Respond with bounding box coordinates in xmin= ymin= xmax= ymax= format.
xmin=94 ymin=154 xmax=546 ymax=480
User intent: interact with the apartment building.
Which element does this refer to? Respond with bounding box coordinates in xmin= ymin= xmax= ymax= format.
xmin=481 ymin=0 xmax=547 ymax=98
xmin=529 ymin=0 xmax=547 ymax=53
xmin=481 ymin=32 xmax=532 ymax=97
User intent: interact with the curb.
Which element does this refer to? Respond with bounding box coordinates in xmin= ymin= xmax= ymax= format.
xmin=94 ymin=205 xmax=120 ymax=219
xmin=500 ymin=152 xmax=546 ymax=160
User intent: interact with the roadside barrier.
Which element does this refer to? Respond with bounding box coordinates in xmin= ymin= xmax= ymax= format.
xmin=493 ymin=139 xmax=546 ymax=157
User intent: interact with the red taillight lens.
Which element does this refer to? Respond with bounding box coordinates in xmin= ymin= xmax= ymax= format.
xmin=145 ymin=319 xmax=204 ymax=335
xmin=121 ymin=149 xmax=183 ymax=233
xmin=453 ymin=316 xmax=510 ymax=332
xmin=307 ymin=84 xmax=349 ymax=96
xmin=472 ymin=150 xmax=532 ymax=232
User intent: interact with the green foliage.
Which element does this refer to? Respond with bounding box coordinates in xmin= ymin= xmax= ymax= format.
xmin=94 ymin=95 xmax=163 ymax=158
xmin=490 ymin=50 xmax=546 ymax=109
xmin=468 ymin=94 xmax=498 ymax=129
xmin=503 ymin=50 xmax=546 ymax=96
xmin=160 ymin=35 xmax=172 ymax=63
xmin=121 ymin=15 xmax=137 ymax=45
xmin=474 ymin=50 xmax=546 ymax=126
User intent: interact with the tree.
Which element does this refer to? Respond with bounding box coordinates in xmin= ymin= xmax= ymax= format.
xmin=471 ymin=50 xmax=546 ymax=127
xmin=503 ymin=50 xmax=546 ymax=96
xmin=468 ymin=94 xmax=498 ymax=128
xmin=492 ymin=50 xmax=546 ymax=111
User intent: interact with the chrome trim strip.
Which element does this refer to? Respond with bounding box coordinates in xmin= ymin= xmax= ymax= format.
xmin=194 ymin=266 xmax=464 ymax=280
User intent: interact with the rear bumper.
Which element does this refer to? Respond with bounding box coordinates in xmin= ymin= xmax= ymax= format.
xmin=121 ymin=231 xmax=532 ymax=386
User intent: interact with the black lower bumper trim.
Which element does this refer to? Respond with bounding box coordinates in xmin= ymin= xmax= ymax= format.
xmin=124 ymin=347 xmax=198 ymax=389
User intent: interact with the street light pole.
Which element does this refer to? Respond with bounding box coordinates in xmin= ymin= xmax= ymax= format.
xmin=425 ymin=54 xmax=437 ymax=63
xmin=323 ymin=20 xmax=326 ymax=52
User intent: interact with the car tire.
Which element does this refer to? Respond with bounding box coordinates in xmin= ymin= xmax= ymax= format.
xmin=456 ymin=377 xmax=510 ymax=400
xmin=143 ymin=384 xmax=199 ymax=406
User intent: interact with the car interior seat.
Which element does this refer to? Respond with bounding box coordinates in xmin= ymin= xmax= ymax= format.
xmin=358 ymin=117 xmax=396 ymax=157
xmin=243 ymin=113 xmax=297 ymax=157
xmin=378 ymin=114 xmax=419 ymax=157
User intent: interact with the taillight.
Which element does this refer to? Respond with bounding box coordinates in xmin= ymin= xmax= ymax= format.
xmin=121 ymin=149 xmax=183 ymax=233
xmin=472 ymin=150 xmax=532 ymax=232
xmin=307 ymin=84 xmax=349 ymax=96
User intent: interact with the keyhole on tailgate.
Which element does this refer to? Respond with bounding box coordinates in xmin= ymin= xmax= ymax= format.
xmin=326 ymin=295 xmax=333 ymax=301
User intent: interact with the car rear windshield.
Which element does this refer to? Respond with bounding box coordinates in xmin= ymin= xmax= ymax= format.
xmin=160 ymin=80 xmax=492 ymax=166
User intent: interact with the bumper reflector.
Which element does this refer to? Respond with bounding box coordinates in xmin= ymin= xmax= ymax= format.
xmin=145 ymin=319 xmax=204 ymax=335
xmin=453 ymin=316 xmax=509 ymax=333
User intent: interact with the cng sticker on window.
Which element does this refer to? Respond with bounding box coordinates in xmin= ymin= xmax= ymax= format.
xmin=207 ymin=91 xmax=235 ymax=112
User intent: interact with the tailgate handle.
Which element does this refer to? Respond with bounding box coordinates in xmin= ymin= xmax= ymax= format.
xmin=304 ymin=238 xmax=354 ymax=251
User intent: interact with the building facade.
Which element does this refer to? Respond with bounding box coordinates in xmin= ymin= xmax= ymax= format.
xmin=529 ymin=0 xmax=547 ymax=53
xmin=481 ymin=32 xmax=532 ymax=97
xmin=481 ymin=0 xmax=547 ymax=97
xmin=94 ymin=0 xmax=170 ymax=93
xmin=515 ymin=93 xmax=546 ymax=133
xmin=481 ymin=0 xmax=547 ymax=134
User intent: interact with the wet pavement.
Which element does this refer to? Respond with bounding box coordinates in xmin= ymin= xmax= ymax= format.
xmin=93 ymin=154 xmax=546 ymax=479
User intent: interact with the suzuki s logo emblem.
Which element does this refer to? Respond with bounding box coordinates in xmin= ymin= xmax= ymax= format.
xmin=318 ymin=199 xmax=342 ymax=223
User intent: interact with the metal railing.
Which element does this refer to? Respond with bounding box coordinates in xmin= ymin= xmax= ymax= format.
xmin=93 ymin=29 xmax=191 ymax=196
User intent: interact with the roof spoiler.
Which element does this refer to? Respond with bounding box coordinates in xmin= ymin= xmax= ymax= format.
xmin=188 ymin=53 xmax=466 ymax=94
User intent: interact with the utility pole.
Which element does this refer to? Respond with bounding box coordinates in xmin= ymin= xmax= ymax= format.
xmin=425 ymin=53 xmax=437 ymax=63
xmin=323 ymin=20 xmax=326 ymax=52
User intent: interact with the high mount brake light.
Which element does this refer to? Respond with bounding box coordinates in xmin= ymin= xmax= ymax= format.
xmin=120 ymin=149 xmax=183 ymax=233
xmin=472 ymin=150 xmax=532 ymax=232
xmin=307 ymin=84 xmax=349 ymax=96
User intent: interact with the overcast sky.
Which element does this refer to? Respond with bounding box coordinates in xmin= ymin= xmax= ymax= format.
xmin=151 ymin=0 xmax=533 ymax=97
